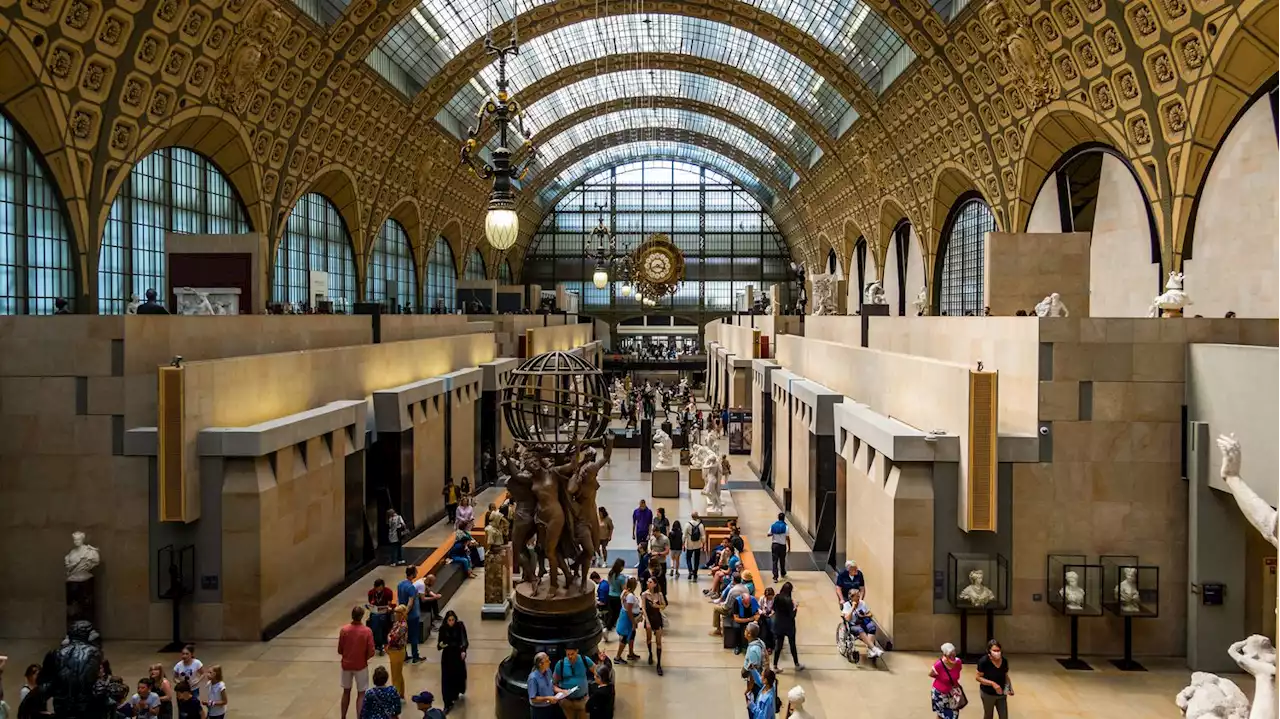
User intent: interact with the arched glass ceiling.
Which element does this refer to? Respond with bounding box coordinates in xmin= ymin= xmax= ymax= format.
xmin=365 ymin=0 xmax=907 ymax=105
xmin=443 ymin=14 xmax=855 ymax=139
xmin=516 ymin=70 xmax=819 ymax=166
xmin=537 ymin=141 xmax=776 ymax=209
xmin=520 ymin=108 xmax=796 ymax=188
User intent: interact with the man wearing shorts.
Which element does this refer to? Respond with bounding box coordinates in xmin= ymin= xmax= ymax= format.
xmin=338 ymin=605 xmax=375 ymax=719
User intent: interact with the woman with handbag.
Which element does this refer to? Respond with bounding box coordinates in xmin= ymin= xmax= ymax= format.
xmin=975 ymin=639 xmax=1012 ymax=719
xmin=929 ymin=642 xmax=966 ymax=718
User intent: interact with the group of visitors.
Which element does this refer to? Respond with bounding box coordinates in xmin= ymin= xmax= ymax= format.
xmin=931 ymin=640 xmax=1013 ymax=719
xmin=527 ymin=647 xmax=615 ymax=719
xmin=336 ymin=603 xmax=457 ymax=719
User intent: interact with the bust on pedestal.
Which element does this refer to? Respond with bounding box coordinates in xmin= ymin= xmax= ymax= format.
xmin=65 ymin=531 xmax=99 ymax=631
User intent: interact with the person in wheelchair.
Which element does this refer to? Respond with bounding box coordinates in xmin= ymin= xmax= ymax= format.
xmin=840 ymin=587 xmax=885 ymax=660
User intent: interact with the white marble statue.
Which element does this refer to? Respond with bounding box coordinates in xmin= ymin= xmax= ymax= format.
xmin=125 ymin=294 xmax=141 ymax=315
xmin=64 ymin=531 xmax=100 ymax=582
xmin=912 ymin=286 xmax=929 ymax=316
xmin=811 ymin=272 xmax=838 ymax=316
xmin=959 ymin=568 xmax=996 ymax=608
xmin=1114 ymin=567 xmax=1141 ymax=613
xmin=1177 ymin=672 xmax=1252 ymax=719
xmin=863 ymin=280 xmax=886 ymax=306
xmin=1034 ymin=292 xmax=1069 ymax=318
xmin=701 ymin=453 xmax=727 ymax=514
xmin=1149 ymin=271 xmax=1191 ymax=318
xmin=177 ymin=287 xmax=216 ymax=316
xmin=1059 ymin=570 xmax=1085 ymax=610
xmin=653 ymin=429 xmax=674 ymax=470
xmin=787 ymin=686 xmax=815 ymax=719
xmin=1176 ymin=436 xmax=1279 ymax=719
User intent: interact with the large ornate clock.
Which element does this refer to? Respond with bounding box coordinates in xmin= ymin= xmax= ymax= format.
xmin=631 ymin=233 xmax=685 ymax=300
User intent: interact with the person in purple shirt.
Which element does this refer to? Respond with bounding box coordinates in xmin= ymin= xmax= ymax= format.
xmin=632 ymin=500 xmax=653 ymax=543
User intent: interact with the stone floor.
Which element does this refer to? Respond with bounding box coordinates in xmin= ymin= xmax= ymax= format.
xmin=0 ymin=452 xmax=1232 ymax=718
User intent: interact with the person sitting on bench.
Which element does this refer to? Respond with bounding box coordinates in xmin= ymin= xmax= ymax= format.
xmin=709 ymin=573 xmax=749 ymax=638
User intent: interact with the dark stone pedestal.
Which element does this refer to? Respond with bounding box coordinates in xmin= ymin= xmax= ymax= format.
xmin=495 ymin=586 xmax=602 ymax=719
xmin=67 ymin=578 xmax=96 ymax=631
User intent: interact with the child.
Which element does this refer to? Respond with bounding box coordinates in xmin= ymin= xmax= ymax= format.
xmin=172 ymin=645 xmax=204 ymax=700
xmin=173 ymin=681 xmax=205 ymax=719
xmin=130 ymin=678 xmax=162 ymax=717
xmin=203 ymin=666 xmax=227 ymax=718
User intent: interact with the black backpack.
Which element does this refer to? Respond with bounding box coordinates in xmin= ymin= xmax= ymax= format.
xmin=689 ymin=522 xmax=702 ymax=543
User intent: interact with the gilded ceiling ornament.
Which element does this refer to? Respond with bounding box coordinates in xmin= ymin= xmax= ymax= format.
xmin=1092 ymin=82 xmax=1116 ymax=112
xmin=1165 ymin=101 xmax=1188 ymax=133
xmin=122 ymin=79 xmax=144 ymax=107
xmin=71 ymin=110 xmax=92 ymax=139
xmin=1130 ymin=116 xmax=1152 ymax=145
xmin=99 ymin=17 xmax=124 ymax=45
xmin=1057 ymin=55 xmax=1079 ymax=81
xmin=1162 ymin=0 xmax=1188 ymax=18
xmin=138 ymin=36 xmax=160 ymax=64
xmin=1077 ymin=40 xmax=1099 ymax=69
xmin=1100 ymin=27 xmax=1123 ymax=56
xmin=982 ymin=0 xmax=1059 ymax=111
xmin=1150 ymin=52 xmax=1176 ymax=84
xmin=1036 ymin=16 xmax=1060 ymax=42
xmin=1055 ymin=0 xmax=1081 ymax=28
xmin=210 ymin=3 xmax=285 ymax=116
xmin=1180 ymin=37 xmax=1206 ymax=69
xmin=64 ymin=0 xmax=92 ymax=30
xmin=1129 ymin=4 xmax=1158 ymax=36
xmin=1117 ymin=70 xmax=1140 ymax=99
xmin=50 ymin=48 xmax=73 ymax=79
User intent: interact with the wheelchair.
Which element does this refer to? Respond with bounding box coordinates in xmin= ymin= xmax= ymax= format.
xmin=836 ymin=617 xmax=886 ymax=667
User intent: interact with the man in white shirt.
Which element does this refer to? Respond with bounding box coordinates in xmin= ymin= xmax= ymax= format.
xmin=683 ymin=512 xmax=705 ymax=580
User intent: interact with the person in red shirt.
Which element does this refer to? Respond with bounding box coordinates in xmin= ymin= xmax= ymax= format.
xmin=338 ymin=605 xmax=376 ymax=719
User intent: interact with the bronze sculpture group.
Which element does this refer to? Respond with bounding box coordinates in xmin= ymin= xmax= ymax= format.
xmin=505 ymin=434 xmax=613 ymax=596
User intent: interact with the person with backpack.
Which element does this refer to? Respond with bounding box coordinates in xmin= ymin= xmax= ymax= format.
xmin=683 ymin=512 xmax=704 ymax=580
xmin=668 ymin=520 xmax=684 ymax=579
xmin=553 ymin=647 xmax=596 ymax=719
xmin=386 ymin=509 xmax=409 ymax=566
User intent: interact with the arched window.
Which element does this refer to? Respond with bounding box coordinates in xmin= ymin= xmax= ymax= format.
xmin=427 ymin=237 xmax=457 ymax=313
xmin=368 ymin=219 xmax=416 ymax=311
xmin=498 ymin=259 xmax=513 ymax=284
xmin=0 ymin=111 xmax=77 ymax=314
xmin=100 ymin=147 xmax=249 ymax=313
xmin=937 ymin=196 xmax=995 ymax=317
xmin=890 ymin=222 xmax=911 ymax=315
xmin=273 ymin=193 xmax=357 ymax=309
xmin=464 ymin=248 xmax=486 ymax=280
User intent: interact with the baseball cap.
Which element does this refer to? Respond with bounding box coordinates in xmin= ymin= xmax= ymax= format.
xmin=411 ymin=691 xmax=435 ymax=704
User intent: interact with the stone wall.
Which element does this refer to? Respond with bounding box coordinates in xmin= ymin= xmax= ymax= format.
xmin=526 ymin=322 xmax=593 ymax=356
xmin=379 ymin=315 xmax=473 ymax=343
xmin=790 ymin=403 xmax=811 ymax=536
xmin=982 ymin=232 xmax=1091 ymax=318
xmin=413 ymin=401 xmax=448 ymax=529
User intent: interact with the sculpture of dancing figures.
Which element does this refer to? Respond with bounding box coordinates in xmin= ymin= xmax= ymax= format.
xmin=959 ymin=569 xmax=996 ymax=607
xmin=1149 ymin=271 xmax=1191 ymax=318
xmin=1034 ymin=292 xmax=1069 ymax=318
xmin=529 ymin=448 xmax=581 ymax=595
xmin=567 ymin=436 xmax=614 ymax=590
xmin=912 ymin=286 xmax=929 ymax=316
xmin=506 ymin=453 xmax=539 ymax=586
xmin=653 ymin=429 xmax=674 ymax=470
xmin=863 ymin=280 xmax=886 ymax=306
xmin=1059 ymin=570 xmax=1085 ymax=610
xmin=1176 ymin=435 xmax=1279 ymax=719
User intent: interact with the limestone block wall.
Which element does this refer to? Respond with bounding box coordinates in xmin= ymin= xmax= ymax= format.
xmin=221 ymin=431 xmax=347 ymax=640
xmin=982 ymin=232 xmax=1091 ymax=317
xmin=717 ymin=323 xmax=759 ymax=360
xmin=790 ymin=402 xmax=811 ymax=535
xmin=379 ymin=315 xmax=472 ymax=342
xmin=1088 ymin=154 xmax=1162 ymax=317
xmin=841 ymin=435 xmax=935 ymax=648
xmin=1011 ymin=317 xmax=1277 ymax=656
xmin=526 ymin=322 xmax=593 ymax=356
xmin=771 ymin=389 xmax=789 ymax=507
xmin=413 ymin=399 xmax=448 ymax=528
xmin=729 ymin=366 xmax=750 ymax=409
xmin=451 ymin=384 xmax=480 ymax=485
xmin=803 ymin=315 xmax=862 ymax=346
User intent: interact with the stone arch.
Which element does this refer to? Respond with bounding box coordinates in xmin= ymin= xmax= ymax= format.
xmin=1012 ymin=100 xmax=1140 ymax=235
xmin=877 ymin=196 xmax=914 ymax=265
xmin=104 ymin=106 xmax=267 ymax=240
xmin=434 ymin=218 xmax=466 ymax=268
xmin=930 ymin=162 xmax=992 ymax=247
xmin=284 ymin=164 xmax=365 ymax=261
xmin=0 ymin=34 xmax=90 ymax=303
xmin=374 ymin=196 xmax=426 ymax=306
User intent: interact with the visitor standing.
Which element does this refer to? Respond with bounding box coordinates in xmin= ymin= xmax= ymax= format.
xmin=605 ymin=559 xmax=626 ymax=636
xmin=647 ymin=525 xmax=670 ymax=598
xmin=386 ymin=509 xmax=409 ymax=566
xmin=683 ymin=513 xmax=704 ymax=580
xmin=527 ymin=653 xmax=566 ymax=719
xmin=767 ymin=513 xmax=791 ymax=582
xmin=668 ymin=520 xmax=684 ymax=579
xmin=338 ymin=606 xmax=375 ymax=719
xmin=397 ymin=567 xmax=422 ymax=664
xmin=758 ymin=586 xmax=776 ymax=653
xmin=436 ymin=610 xmax=469 ymax=712
xmin=593 ymin=572 xmax=611 ymax=641
xmin=653 ymin=507 xmax=670 ymax=537
xmin=835 ymin=559 xmax=866 ymax=605
xmin=613 ymin=577 xmax=642 ymax=664
xmin=386 ymin=606 xmax=409 ymax=698
xmin=147 ymin=664 xmax=173 ymax=719
xmin=631 ymin=500 xmax=653 ymax=544
xmin=976 ymin=640 xmax=1012 ymax=719
xmin=203 ymin=666 xmax=227 ymax=719
xmin=172 ymin=681 xmax=202 ymax=719
xmin=742 ymin=622 xmax=767 ymax=694
xmin=553 ymin=647 xmax=596 ymax=719
xmin=771 ymin=582 xmax=803 ymax=671
xmin=442 ymin=479 xmax=459 ymax=524
xmin=597 ymin=507 xmax=614 ymax=566
xmin=172 ymin=645 xmax=205 ymax=700
xmin=359 ymin=667 xmax=400 ymax=719
xmin=585 ymin=655 xmax=615 ymax=719
xmin=930 ymin=643 xmax=965 ymax=719
xmin=367 ymin=578 xmax=394 ymax=655
xmin=743 ymin=667 xmax=778 ymax=719
xmin=641 ymin=577 xmax=668 ymax=676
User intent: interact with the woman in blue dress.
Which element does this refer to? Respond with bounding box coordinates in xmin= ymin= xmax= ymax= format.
xmin=612 ymin=577 xmax=642 ymax=664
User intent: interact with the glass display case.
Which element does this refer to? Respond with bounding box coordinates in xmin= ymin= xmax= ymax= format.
xmin=947 ymin=552 xmax=1009 ymax=611
xmin=1047 ymin=554 xmax=1103 ymax=616
xmin=1100 ymin=555 xmax=1160 ymax=618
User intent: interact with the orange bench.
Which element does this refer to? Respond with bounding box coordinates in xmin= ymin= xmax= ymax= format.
xmin=704 ymin=528 xmax=763 ymax=599
xmin=416 ymin=490 xmax=508 ymax=578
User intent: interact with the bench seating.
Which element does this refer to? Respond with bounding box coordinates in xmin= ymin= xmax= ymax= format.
xmin=702 ymin=529 xmax=763 ymax=600
xmin=412 ymin=490 xmax=508 ymax=612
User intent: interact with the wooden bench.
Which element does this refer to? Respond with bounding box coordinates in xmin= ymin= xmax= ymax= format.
xmin=703 ymin=529 xmax=763 ymax=600
xmin=412 ymin=490 xmax=509 ymax=612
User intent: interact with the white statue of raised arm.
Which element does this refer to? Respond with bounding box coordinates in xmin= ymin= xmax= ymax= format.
xmin=1217 ymin=434 xmax=1278 ymax=548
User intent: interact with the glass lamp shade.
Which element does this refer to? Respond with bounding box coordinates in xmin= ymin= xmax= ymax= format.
xmin=485 ymin=208 xmax=520 ymax=250
xmin=621 ymin=283 xmax=632 ymax=297
xmin=592 ymin=267 xmax=609 ymax=289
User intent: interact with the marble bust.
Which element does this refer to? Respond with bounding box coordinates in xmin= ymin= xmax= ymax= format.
xmin=64 ymin=531 xmax=100 ymax=582
xmin=1059 ymin=570 xmax=1085 ymax=610
xmin=959 ymin=568 xmax=996 ymax=607
xmin=1115 ymin=567 xmax=1141 ymax=612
